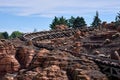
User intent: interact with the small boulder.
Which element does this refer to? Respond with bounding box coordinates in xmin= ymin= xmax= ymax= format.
xmin=103 ymin=39 xmax=111 ymax=44
xmin=110 ymin=51 xmax=120 ymax=60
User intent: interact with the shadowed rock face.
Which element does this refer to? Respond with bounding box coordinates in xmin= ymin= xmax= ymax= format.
xmin=33 ymin=65 xmax=69 ymax=80
xmin=117 ymin=26 xmax=120 ymax=32
xmin=0 ymin=40 xmax=16 ymax=55
xmin=0 ymin=27 xmax=120 ymax=80
xmin=15 ymin=46 xmax=35 ymax=69
xmin=0 ymin=40 xmax=20 ymax=77
xmin=0 ymin=54 xmax=20 ymax=76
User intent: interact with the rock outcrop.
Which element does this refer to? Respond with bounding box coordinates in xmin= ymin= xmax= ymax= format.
xmin=15 ymin=46 xmax=35 ymax=68
xmin=0 ymin=26 xmax=120 ymax=80
xmin=0 ymin=54 xmax=20 ymax=76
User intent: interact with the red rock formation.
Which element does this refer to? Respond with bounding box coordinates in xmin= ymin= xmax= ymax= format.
xmin=0 ymin=54 xmax=20 ymax=75
xmin=37 ymin=48 xmax=50 ymax=57
xmin=72 ymin=42 xmax=82 ymax=54
xmin=15 ymin=71 xmax=38 ymax=80
xmin=0 ymin=40 xmax=16 ymax=55
xmin=117 ymin=25 xmax=120 ymax=32
xmin=74 ymin=30 xmax=81 ymax=39
xmin=0 ymin=27 xmax=118 ymax=80
xmin=33 ymin=65 xmax=68 ymax=80
xmin=102 ymin=21 xmax=107 ymax=28
xmin=55 ymin=25 xmax=68 ymax=30
xmin=111 ymin=51 xmax=120 ymax=60
xmin=106 ymin=22 xmax=116 ymax=30
xmin=15 ymin=46 xmax=35 ymax=68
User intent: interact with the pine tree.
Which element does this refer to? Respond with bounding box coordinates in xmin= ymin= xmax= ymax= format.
xmin=50 ymin=16 xmax=68 ymax=29
xmin=2 ymin=32 xmax=9 ymax=39
xmin=0 ymin=32 xmax=5 ymax=39
xmin=0 ymin=32 xmax=9 ymax=39
xmin=59 ymin=16 xmax=68 ymax=25
xmin=50 ymin=16 xmax=59 ymax=29
xmin=91 ymin=11 xmax=101 ymax=28
xmin=68 ymin=16 xmax=75 ymax=28
xmin=73 ymin=16 xmax=86 ymax=28
xmin=115 ymin=11 xmax=120 ymax=27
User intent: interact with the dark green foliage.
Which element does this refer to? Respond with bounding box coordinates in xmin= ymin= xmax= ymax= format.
xmin=73 ymin=16 xmax=86 ymax=28
xmin=59 ymin=16 xmax=68 ymax=25
xmin=10 ymin=31 xmax=23 ymax=38
xmin=50 ymin=16 xmax=68 ymax=29
xmin=0 ymin=31 xmax=23 ymax=39
xmin=0 ymin=32 xmax=9 ymax=39
xmin=0 ymin=33 xmax=5 ymax=39
xmin=68 ymin=16 xmax=76 ymax=28
xmin=50 ymin=16 xmax=59 ymax=29
xmin=91 ymin=11 xmax=101 ymax=27
xmin=115 ymin=11 xmax=120 ymax=27
xmin=50 ymin=16 xmax=87 ymax=29
xmin=2 ymin=32 xmax=9 ymax=39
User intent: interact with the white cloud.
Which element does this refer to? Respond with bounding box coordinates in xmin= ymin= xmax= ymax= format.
xmin=0 ymin=0 xmax=120 ymax=17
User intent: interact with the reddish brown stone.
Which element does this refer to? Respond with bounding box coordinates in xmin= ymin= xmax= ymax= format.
xmin=117 ymin=25 xmax=120 ymax=32
xmin=74 ymin=30 xmax=81 ymax=39
xmin=55 ymin=25 xmax=68 ymax=30
xmin=111 ymin=51 xmax=120 ymax=60
xmin=0 ymin=54 xmax=20 ymax=75
xmin=15 ymin=46 xmax=35 ymax=68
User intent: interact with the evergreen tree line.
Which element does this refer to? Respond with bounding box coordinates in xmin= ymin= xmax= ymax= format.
xmin=50 ymin=11 xmax=120 ymax=29
xmin=1 ymin=11 xmax=120 ymax=39
xmin=0 ymin=31 xmax=23 ymax=39
xmin=50 ymin=16 xmax=87 ymax=29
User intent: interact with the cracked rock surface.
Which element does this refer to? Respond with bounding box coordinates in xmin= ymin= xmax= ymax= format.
xmin=0 ymin=28 xmax=120 ymax=80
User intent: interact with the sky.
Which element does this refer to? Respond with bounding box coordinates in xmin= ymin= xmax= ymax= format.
xmin=0 ymin=0 xmax=120 ymax=34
